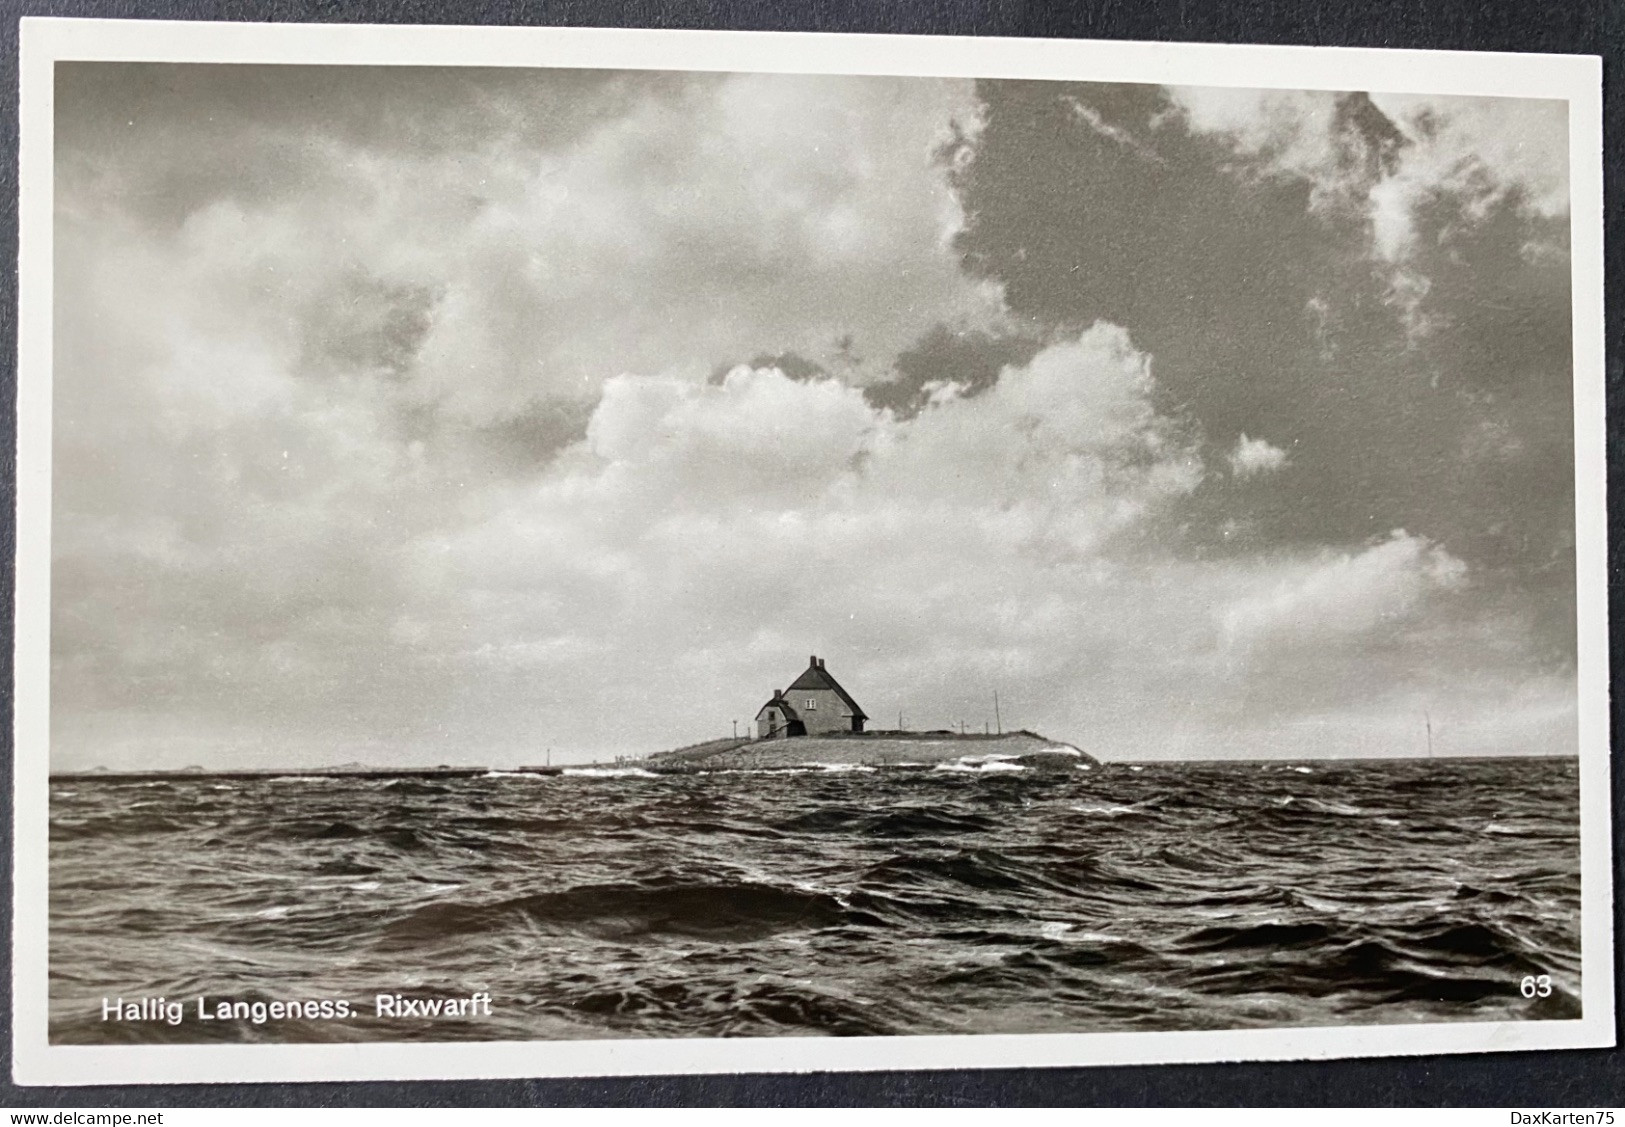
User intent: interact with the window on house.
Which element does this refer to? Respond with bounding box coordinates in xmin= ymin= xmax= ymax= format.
xmin=805 ymin=699 xmax=816 ymax=709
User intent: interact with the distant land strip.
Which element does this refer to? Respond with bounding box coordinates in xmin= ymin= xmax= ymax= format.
xmin=49 ymin=732 xmax=1560 ymax=781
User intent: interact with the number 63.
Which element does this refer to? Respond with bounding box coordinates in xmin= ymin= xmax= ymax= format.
xmin=1520 ymin=974 xmax=1553 ymax=998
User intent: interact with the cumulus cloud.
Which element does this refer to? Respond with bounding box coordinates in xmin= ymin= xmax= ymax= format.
xmin=1228 ymin=434 xmax=1289 ymax=478
xmin=57 ymin=65 xmax=1002 ymax=434
xmin=398 ymin=325 xmax=1205 ymax=752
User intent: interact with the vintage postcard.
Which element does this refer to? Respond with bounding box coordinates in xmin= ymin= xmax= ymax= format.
xmin=12 ymin=18 xmax=1610 ymax=1085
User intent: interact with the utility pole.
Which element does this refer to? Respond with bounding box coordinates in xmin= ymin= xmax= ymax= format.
xmin=1425 ymin=710 xmax=1434 ymax=759
xmin=994 ymin=690 xmax=1002 ymax=735
xmin=545 ymin=748 xmax=550 ymax=768
xmin=732 ymin=719 xmax=738 ymax=739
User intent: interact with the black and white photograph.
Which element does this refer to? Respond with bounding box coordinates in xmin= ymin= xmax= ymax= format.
xmin=11 ymin=20 xmax=1611 ymax=1085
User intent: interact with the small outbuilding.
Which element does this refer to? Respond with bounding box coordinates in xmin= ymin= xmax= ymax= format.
xmin=755 ymin=655 xmax=868 ymax=739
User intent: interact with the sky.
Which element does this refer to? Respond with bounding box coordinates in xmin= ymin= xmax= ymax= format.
xmin=50 ymin=63 xmax=1577 ymax=769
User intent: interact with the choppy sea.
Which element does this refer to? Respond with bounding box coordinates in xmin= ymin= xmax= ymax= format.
xmin=49 ymin=757 xmax=1581 ymax=1043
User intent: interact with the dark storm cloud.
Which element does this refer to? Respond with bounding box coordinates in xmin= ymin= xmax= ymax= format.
xmin=948 ymin=80 xmax=1574 ymax=662
xmin=864 ymin=326 xmax=1045 ymax=417
xmin=473 ymin=398 xmax=597 ymax=475
xmin=710 ymin=351 xmax=829 ymax=385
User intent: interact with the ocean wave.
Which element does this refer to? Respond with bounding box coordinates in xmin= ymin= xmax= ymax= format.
xmin=772 ymin=806 xmax=994 ymax=837
xmin=51 ymin=813 xmax=192 ymax=840
xmin=1175 ymin=919 xmax=1334 ymax=952
xmin=1070 ymin=799 xmax=1156 ymax=818
xmin=377 ymin=879 xmax=856 ymax=947
xmin=860 ymin=849 xmax=1094 ymax=899
xmin=47 ymin=756 xmax=1582 ymax=1043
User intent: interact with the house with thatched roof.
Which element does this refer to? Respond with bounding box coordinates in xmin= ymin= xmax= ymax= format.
xmin=755 ymin=655 xmax=868 ymax=739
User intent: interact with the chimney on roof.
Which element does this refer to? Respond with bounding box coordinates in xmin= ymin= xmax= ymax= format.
xmin=818 ymin=657 xmax=825 ymax=668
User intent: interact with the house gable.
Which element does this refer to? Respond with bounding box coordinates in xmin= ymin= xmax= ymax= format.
xmin=754 ymin=693 xmax=798 ymax=723
xmin=785 ymin=656 xmax=868 ymax=722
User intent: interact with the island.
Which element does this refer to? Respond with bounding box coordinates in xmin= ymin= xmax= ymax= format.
xmin=642 ymin=729 xmax=1096 ymax=773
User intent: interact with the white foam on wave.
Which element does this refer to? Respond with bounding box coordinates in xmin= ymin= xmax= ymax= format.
xmin=1292 ymin=766 xmax=1314 ymax=774
xmin=1070 ymin=801 xmax=1146 ymax=817
xmin=1305 ymin=799 xmax=1367 ymax=817
xmin=935 ymin=759 xmax=1027 ymax=774
xmin=563 ymin=767 xmax=657 ymax=778
xmin=1038 ymin=921 xmax=1122 ymax=943
xmin=795 ymin=762 xmax=876 ymax=773
xmin=482 ymin=770 xmax=534 ymax=778
xmin=348 ymin=881 xmax=381 ymax=892
xmin=253 ymin=906 xmax=291 ymax=920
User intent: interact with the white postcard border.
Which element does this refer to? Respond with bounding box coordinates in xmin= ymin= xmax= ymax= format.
xmin=12 ymin=16 xmax=1612 ymax=1087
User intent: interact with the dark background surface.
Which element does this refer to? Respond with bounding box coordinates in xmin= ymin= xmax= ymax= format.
xmin=0 ymin=0 xmax=1620 ymax=1107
